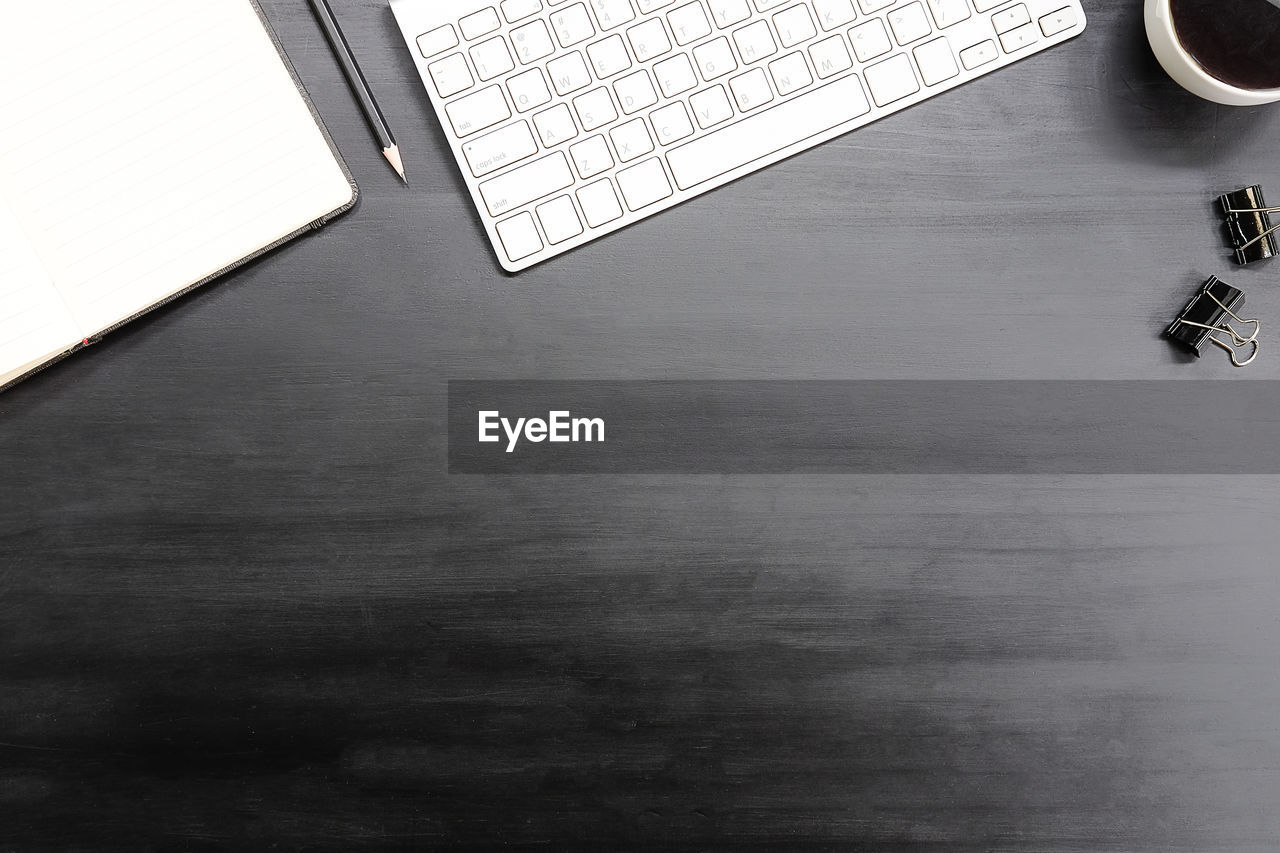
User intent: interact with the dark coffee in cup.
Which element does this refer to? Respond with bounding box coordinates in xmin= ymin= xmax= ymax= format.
xmin=1169 ymin=0 xmax=1280 ymax=91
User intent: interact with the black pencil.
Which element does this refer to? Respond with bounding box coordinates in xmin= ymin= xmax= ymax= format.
xmin=308 ymin=0 xmax=407 ymax=184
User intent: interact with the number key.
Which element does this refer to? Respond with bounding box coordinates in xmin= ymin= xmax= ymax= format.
xmin=511 ymin=20 xmax=556 ymax=63
xmin=470 ymin=37 xmax=515 ymax=80
xmin=552 ymin=3 xmax=597 ymax=46
xmin=589 ymin=0 xmax=637 ymax=29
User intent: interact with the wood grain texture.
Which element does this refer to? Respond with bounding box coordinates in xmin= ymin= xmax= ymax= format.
xmin=3 ymin=2 xmax=1280 ymax=849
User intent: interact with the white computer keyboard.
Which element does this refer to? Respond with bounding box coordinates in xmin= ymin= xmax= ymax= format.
xmin=392 ymin=0 xmax=1085 ymax=271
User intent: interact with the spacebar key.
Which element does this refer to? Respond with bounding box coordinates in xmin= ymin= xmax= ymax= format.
xmin=666 ymin=75 xmax=871 ymax=191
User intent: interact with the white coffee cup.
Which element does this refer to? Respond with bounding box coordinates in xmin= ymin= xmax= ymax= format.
xmin=1145 ymin=0 xmax=1280 ymax=106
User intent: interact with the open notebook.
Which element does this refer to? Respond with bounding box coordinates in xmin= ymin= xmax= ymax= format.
xmin=0 ymin=0 xmax=357 ymax=390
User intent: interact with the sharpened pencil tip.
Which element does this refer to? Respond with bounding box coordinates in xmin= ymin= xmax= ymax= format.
xmin=383 ymin=144 xmax=407 ymax=186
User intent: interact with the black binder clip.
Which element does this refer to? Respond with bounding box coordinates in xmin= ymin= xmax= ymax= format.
xmin=1165 ymin=276 xmax=1260 ymax=368
xmin=1219 ymin=185 xmax=1279 ymax=265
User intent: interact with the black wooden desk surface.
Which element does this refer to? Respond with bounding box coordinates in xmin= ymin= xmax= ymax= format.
xmin=4 ymin=2 xmax=1280 ymax=849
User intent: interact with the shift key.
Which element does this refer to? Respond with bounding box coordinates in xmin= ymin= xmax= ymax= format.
xmin=479 ymin=152 xmax=575 ymax=216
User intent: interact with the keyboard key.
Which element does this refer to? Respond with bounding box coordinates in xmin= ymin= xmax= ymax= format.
xmin=1039 ymin=6 xmax=1078 ymax=36
xmin=638 ymin=0 xmax=677 ymax=10
xmin=669 ymin=3 xmax=713 ymax=45
xmin=548 ymin=51 xmax=593 ymax=94
xmin=627 ymin=18 xmax=673 ymax=62
xmin=667 ymin=72 xmax=869 ymax=189
xmin=417 ymin=25 xmax=458 ymax=59
xmin=462 ymin=120 xmax=539 ymax=176
xmin=733 ymin=20 xmax=777 ymax=62
xmin=913 ymin=37 xmax=958 ymax=85
xmin=992 ymin=5 xmax=1030 ymax=33
xmin=888 ymin=2 xmax=931 ymax=44
xmin=501 ymin=0 xmax=543 ymax=23
xmin=587 ymin=34 xmax=633 ymax=77
xmin=470 ymin=37 xmax=515 ymax=80
xmin=809 ymin=34 xmax=853 ymax=78
xmin=754 ymin=0 xmax=788 ymax=9
xmin=693 ymin=37 xmax=738 ymax=79
xmin=512 ymin=20 xmax=556 ymax=63
xmin=429 ymin=54 xmax=474 ymax=98
xmin=849 ymin=19 xmax=891 ymax=61
xmin=576 ymin=178 xmax=624 ymax=227
xmin=689 ymin=84 xmax=734 ymax=127
xmin=959 ymin=39 xmax=998 ymax=69
xmin=445 ymin=85 xmax=512 ymax=136
xmin=773 ymin=5 xmax=817 ymax=48
xmin=864 ymin=53 xmax=919 ymax=105
xmin=709 ymin=0 xmax=753 ymax=28
xmin=589 ymin=0 xmax=637 ymax=29
xmin=926 ymin=0 xmax=970 ymax=28
xmin=535 ymin=195 xmax=584 ymax=243
xmin=769 ymin=51 xmax=813 ymax=95
xmin=460 ymin=8 xmax=502 ymax=40
xmin=610 ymin=117 xmax=655 ymax=161
xmin=654 ymin=54 xmax=699 ymax=96
xmin=615 ymin=69 xmax=659 ymax=114
xmin=495 ymin=211 xmax=543 ymax=261
xmin=573 ymin=86 xmax=619 ymax=129
xmin=858 ymin=0 xmax=894 ymax=11
xmin=507 ymin=68 xmax=552 ymax=111
xmin=551 ymin=3 xmax=596 ymax=47
xmin=813 ymin=0 xmax=857 ymax=31
xmin=973 ymin=0 xmax=1008 ymax=8
xmin=509 ymin=69 xmax=555 ymax=114
xmin=729 ymin=66 xmax=774 ymax=110
xmin=569 ymin=134 xmax=615 ymax=177
xmin=849 ymin=19 xmax=890 ymax=61
xmin=616 ymin=158 xmax=673 ymax=210
xmin=650 ymin=101 xmax=695 ymax=144
xmin=999 ymin=22 xmax=1039 ymax=52
xmin=479 ymin=151 xmax=575 ymax=216
xmin=533 ymin=102 xmax=579 ymax=146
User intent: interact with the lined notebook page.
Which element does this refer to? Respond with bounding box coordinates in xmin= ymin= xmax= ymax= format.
xmin=0 ymin=197 xmax=82 ymax=387
xmin=0 ymin=0 xmax=354 ymax=338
